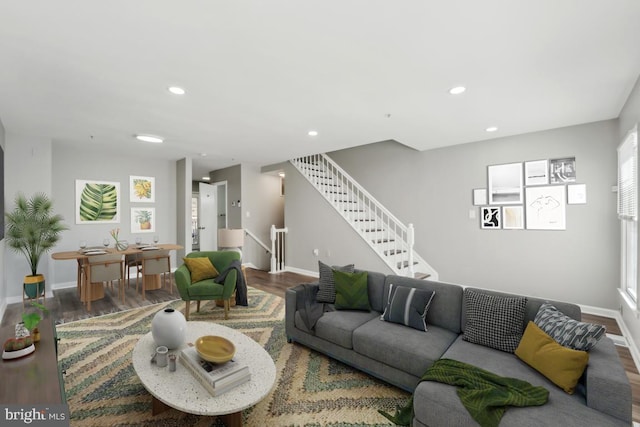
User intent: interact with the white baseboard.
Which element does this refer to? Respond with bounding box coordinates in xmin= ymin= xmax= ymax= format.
xmin=283 ymin=266 xmax=319 ymax=278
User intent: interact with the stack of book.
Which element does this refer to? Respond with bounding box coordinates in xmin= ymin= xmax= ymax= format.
xmin=179 ymin=346 xmax=251 ymax=396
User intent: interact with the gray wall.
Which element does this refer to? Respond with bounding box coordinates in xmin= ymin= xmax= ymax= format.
xmin=286 ymin=119 xmax=620 ymax=309
xmin=618 ymin=74 xmax=640 ymax=349
xmin=50 ymin=142 xmax=177 ymax=288
xmin=210 ymin=165 xmax=242 ymax=229
xmin=0 ymin=118 xmax=5 ymax=316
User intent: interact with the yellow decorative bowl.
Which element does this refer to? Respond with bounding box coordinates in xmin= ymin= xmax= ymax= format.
xmin=195 ymin=335 xmax=236 ymax=363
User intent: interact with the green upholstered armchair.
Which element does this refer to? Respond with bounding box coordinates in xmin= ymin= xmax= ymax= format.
xmin=175 ymin=250 xmax=240 ymax=320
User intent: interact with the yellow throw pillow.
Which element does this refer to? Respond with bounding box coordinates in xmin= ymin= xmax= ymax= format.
xmin=183 ymin=257 xmax=219 ymax=283
xmin=515 ymin=321 xmax=589 ymax=394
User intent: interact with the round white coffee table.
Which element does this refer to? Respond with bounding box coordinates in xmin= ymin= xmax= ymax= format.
xmin=132 ymin=321 xmax=276 ymax=426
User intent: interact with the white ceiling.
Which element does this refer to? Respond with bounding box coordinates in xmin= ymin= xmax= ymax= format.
xmin=1 ymin=1 xmax=640 ymax=181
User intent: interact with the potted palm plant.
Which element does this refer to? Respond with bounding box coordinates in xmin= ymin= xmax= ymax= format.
xmin=4 ymin=193 xmax=68 ymax=300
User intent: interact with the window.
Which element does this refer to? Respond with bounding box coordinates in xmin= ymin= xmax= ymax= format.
xmin=618 ymin=125 xmax=638 ymax=301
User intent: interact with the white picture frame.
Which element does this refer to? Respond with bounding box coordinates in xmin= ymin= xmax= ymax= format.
xmin=488 ymin=163 xmax=523 ymax=205
xmin=480 ymin=206 xmax=501 ymax=229
xmin=567 ymin=184 xmax=587 ymax=204
xmin=131 ymin=207 xmax=156 ymax=233
xmin=75 ymin=179 xmax=121 ymax=224
xmin=129 ymin=175 xmax=155 ymax=203
xmin=525 ymin=185 xmax=566 ymax=230
xmin=524 ymin=159 xmax=549 ymax=186
xmin=472 ymin=188 xmax=487 ymax=206
xmin=502 ymin=206 xmax=524 ymax=230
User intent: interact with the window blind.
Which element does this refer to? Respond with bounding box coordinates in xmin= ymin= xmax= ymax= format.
xmin=618 ymin=125 xmax=638 ymax=220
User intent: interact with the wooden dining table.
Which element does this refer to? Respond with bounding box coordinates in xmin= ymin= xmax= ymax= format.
xmin=51 ymin=243 xmax=183 ymax=310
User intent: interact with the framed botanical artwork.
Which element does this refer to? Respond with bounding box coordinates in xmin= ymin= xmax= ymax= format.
xmin=502 ymin=206 xmax=524 ymax=230
xmin=525 ymin=185 xmax=566 ymax=230
xmin=130 ymin=175 xmax=155 ymax=203
xmin=567 ymin=184 xmax=587 ymax=204
xmin=131 ymin=207 xmax=156 ymax=233
xmin=75 ymin=179 xmax=120 ymax=224
xmin=472 ymin=188 xmax=487 ymax=206
xmin=524 ymin=160 xmax=549 ymax=186
xmin=549 ymin=157 xmax=576 ymax=183
xmin=480 ymin=206 xmax=501 ymax=229
xmin=488 ymin=163 xmax=523 ymax=204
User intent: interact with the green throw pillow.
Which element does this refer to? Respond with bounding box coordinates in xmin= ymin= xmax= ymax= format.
xmin=333 ymin=270 xmax=370 ymax=311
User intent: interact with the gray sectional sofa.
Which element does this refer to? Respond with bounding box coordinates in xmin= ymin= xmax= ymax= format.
xmin=284 ymin=268 xmax=632 ymax=426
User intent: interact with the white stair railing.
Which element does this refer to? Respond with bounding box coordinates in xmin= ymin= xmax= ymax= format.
xmin=270 ymin=225 xmax=288 ymax=274
xmin=291 ymin=154 xmax=437 ymax=279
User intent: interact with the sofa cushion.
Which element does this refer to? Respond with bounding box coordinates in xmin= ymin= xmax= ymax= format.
xmin=534 ymin=303 xmax=605 ymax=351
xmin=463 ymin=289 xmax=527 ymax=353
xmin=383 ymin=276 xmax=464 ymax=334
xmin=381 ymin=284 xmax=435 ymax=331
xmin=315 ymin=310 xmax=379 ymax=349
xmin=515 ymin=321 xmax=589 ymax=394
xmin=187 ymin=280 xmax=224 ymax=297
xmin=353 ymin=317 xmax=458 ymax=378
xmin=316 ymin=261 xmax=354 ymax=303
xmin=334 ymin=270 xmax=370 ymax=311
xmin=416 ymin=336 xmax=627 ymax=427
xmin=183 ymin=257 xmax=219 ymax=283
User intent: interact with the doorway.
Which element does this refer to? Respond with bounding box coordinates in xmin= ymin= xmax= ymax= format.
xmin=195 ymin=181 xmax=228 ymax=251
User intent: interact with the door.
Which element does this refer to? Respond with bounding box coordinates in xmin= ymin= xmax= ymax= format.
xmin=198 ymin=182 xmax=217 ymax=251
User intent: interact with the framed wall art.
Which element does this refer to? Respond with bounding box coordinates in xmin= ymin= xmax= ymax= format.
xmin=567 ymin=184 xmax=587 ymax=204
xmin=480 ymin=206 xmax=501 ymax=229
xmin=488 ymin=163 xmax=523 ymax=204
xmin=524 ymin=159 xmax=548 ymax=186
xmin=75 ymin=179 xmax=121 ymax=224
xmin=130 ymin=175 xmax=155 ymax=203
xmin=525 ymin=185 xmax=566 ymax=230
xmin=502 ymin=206 xmax=524 ymax=230
xmin=472 ymin=188 xmax=487 ymax=206
xmin=131 ymin=207 xmax=156 ymax=233
xmin=549 ymin=157 xmax=576 ymax=183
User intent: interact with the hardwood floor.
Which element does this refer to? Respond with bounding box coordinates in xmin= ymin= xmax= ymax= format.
xmin=2 ymin=269 xmax=638 ymax=422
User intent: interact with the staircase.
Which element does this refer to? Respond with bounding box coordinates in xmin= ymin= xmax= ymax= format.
xmin=290 ymin=154 xmax=438 ymax=279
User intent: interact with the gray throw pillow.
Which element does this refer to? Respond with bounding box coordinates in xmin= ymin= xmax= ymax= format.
xmin=463 ymin=289 xmax=527 ymax=353
xmin=534 ymin=302 xmax=605 ymax=351
xmin=381 ymin=284 xmax=435 ymax=331
xmin=316 ymin=261 xmax=355 ymax=303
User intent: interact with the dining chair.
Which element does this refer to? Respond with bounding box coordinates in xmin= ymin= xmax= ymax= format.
xmin=140 ymin=249 xmax=172 ymax=300
xmin=125 ymin=253 xmax=143 ymax=289
xmin=83 ymin=253 xmax=125 ymax=311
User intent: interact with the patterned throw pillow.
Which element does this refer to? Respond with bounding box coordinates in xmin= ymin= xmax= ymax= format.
xmin=333 ymin=270 xmax=370 ymax=311
xmin=316 ymin=261 xmax=355 ymax=303
xmin=463 ymin=289 xmax=527 ymax=353
xmin=534 ymin=303 xmax=605 ymax=351
xmin=381 ymin=284 xmax=435 ymax=332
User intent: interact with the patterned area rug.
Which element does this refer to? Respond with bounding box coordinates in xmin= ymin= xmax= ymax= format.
xmin=57 ymin=287 xmax=410 ymax=426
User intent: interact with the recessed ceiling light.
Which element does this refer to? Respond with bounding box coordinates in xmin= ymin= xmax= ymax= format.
xmin=485 ymin=126 xmax=498 ymax=132
xmin=308 ymin=130 xmax=318 ymax=136
xmin=168 ymin=86 xmax=186 ymax=95
xmin=135 ymin=134 xmax=164 ymax=143
xmin=202 ymin=176 xmax=211 ymax=181
xmin=200 ymin=153 xmax=207 ymax=157
xmin=449 ymin=86 xmax=466 ymax=95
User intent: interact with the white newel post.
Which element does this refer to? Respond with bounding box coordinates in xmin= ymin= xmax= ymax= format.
xmin=407 ymin=223 xmax=415 ymax=278
xmin=270 ymin=224 xmax=277 ymax=273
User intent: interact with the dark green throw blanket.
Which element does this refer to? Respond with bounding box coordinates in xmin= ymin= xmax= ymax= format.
xmin=380 ymin=359 xmax=548 ymax=427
